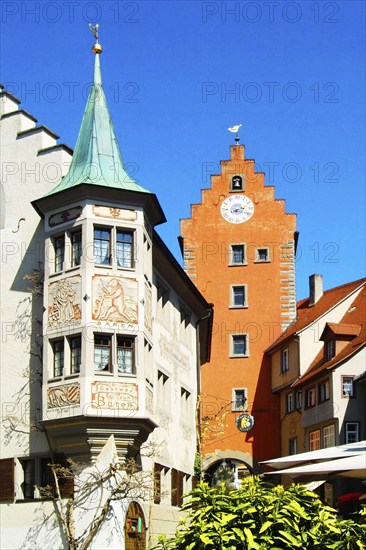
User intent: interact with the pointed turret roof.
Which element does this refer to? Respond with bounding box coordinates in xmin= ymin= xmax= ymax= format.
xmin=45 ymin=38 xmax=148 ymax=196
xmin=33 ymin=29 xmax=165 ymax=227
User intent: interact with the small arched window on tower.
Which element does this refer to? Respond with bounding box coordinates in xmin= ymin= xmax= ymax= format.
xmin=231 ymin=175 xmax=244 ymax=191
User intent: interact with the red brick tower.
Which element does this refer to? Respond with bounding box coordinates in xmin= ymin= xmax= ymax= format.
xmin=180 ymin=143 xmax=297 ymax=477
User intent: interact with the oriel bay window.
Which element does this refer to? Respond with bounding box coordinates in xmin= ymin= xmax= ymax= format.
xmin=71 ymin=230 xmax=82 ymax=267
xmin=93 ymin=226 xmax=135 ymax=268
xmin=94 ymin=335 xmax=112 ymax=371
xmin=116 ymin=230 xmax=133 ymax=268
xmin=94 ymin=228 xmax=111 ymax=265
xmin=70 ymin=336 xmax=81 ymax=373
xmin=117 ymin=336 xmax=134 ymax=374
xmin=50 ymin=229 xmax=83 ymax=273
xmin=51 ymin=336 xmax=82 ymax=378
xmin=54 ymin=235 xmax=65 ymax=272
xmin=94 ymin=334 xmax=136 ymax=374
xmin=53 ymin=340 xmax=64 ymax=377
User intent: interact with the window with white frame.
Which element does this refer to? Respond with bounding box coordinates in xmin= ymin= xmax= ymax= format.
xmin=255 ymin=247 xmax=270 ymax=262
xmin=323 ymin=424 xmax=335 ymax=448
xmin=280 ymin=348 xmax=289 ymax=373
xmin=318 ymin=379 xmax=330 ymax=403
xmin=229 ymin=244 xmax=246 ymax=265
xmin=342 ymin=376 xmax=354 ymax=397
xmin=232 ymin=388 xmax=247 ymax=411
xmin=286 ymin=392 xmax=294 ymax=413
xmin=230 ymin=285 xmax=247 ymax=308
xmin=230 ymin=334 xmax=249 ymax=357
xmin=345 ymin=422 xmax=359 ymax=444
xmin=309 ymin=429 xmax=321 ymax=451
xmin=305 ymin=387 xmax=316 ymax=409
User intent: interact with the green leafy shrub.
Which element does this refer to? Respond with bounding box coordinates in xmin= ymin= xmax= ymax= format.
xmin=150 ymin=477 xmax=366 ymax=549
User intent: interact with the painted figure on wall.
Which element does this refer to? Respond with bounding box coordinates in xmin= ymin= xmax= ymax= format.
xmin=93 ymin=276 xmax=138 ymax=323
xmin=48 ymin=277 xmax=81 ymax=326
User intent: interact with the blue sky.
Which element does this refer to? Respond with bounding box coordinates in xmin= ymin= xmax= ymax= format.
xmin=1 ymin=0 xmax=365 ymax=299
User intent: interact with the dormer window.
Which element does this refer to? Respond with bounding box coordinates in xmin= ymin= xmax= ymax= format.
xmin=325 ymin=340 xmax=335 ymax=361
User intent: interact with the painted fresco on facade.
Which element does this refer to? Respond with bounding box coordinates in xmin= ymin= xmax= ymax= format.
xmin=93 ymin=205 xmax=137 ymax=221
xmin=49 ymin=206 xmax=82 ymax=227
xmin=48 ymin=276 xmax=81 ymax=326
xmin=47 ymin=384 xmax=80 ymax=408
xmin=92 ymin=275 xmax=138 ymax=323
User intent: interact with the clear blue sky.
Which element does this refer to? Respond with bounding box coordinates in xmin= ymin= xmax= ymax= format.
xmin=1 ymin=0 xmax=365 ymax=299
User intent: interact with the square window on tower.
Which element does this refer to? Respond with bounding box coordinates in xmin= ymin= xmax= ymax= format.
xmin=231 ymin=175 xmax=244 ymax=191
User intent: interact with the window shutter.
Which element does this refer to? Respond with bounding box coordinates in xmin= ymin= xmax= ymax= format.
xmin=0 ymin=458 xmax=15 ymax=501
xmin=171 ymin=468 xmax=178 ymax=507
xmin=177 ymin=471 xmax=184 ymax=507
xmin=153 ymin=463 xmax=162 ymax=504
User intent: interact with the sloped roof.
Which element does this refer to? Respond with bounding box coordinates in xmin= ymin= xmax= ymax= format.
xmin=292 ymin=285 xmax=366 ymax=387
xmin=321 ymin=323 xmax=361 ymax=339
xmin=266 ymin=278 xmax=366 ymax=353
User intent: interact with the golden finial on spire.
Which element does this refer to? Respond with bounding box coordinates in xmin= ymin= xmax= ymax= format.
xmin=89 ymin=23 xmax=102 ymax=54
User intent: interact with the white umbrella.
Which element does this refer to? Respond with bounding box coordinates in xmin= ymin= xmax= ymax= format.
xmin=261 ymin=441 xmax=366 ymax=470
xmin=264 ymin=453 xmax=366 ymax=479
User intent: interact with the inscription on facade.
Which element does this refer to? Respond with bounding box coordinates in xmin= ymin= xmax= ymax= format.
xmin=91 ymin=381 xmax=138 ymax=411
xmin=158 ymin=334 xmax=190 ymax=372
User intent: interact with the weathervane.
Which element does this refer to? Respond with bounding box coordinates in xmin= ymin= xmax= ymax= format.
xmin=89 ymin=23 xmax=102 ymax=54
xmin=228 ymin=124 xmax=242 ymax=143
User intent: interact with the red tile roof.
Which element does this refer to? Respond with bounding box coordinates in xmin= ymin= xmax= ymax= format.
xmin=292 ymin=285 xmax=366 ymax=387
xmin=266 ymin=278 xmax=365 ymax=354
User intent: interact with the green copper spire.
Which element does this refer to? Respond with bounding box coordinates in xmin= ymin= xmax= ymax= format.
xmin=45 ymin=29 xmax=148 ymax=196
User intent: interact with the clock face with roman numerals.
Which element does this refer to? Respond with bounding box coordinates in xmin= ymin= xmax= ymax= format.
xmin=220 ymin=194 xmax=254 ymax=223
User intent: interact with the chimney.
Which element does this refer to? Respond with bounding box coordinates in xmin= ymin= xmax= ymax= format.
xmin=309 ymin=274 xmax=323 ymax=306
